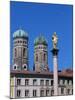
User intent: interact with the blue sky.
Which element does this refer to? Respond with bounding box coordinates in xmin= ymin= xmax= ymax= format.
xmin=10 ymin=1 xmax=73 ymax=71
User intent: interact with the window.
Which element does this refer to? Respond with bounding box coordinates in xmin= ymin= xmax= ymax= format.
xmin=46 ymin=80 xmax=49 ymax=86
xmin=23 ymin=48 xmax=25 ymax=57
xmin=40 ymin=52 xmax=42 ymax=62
xmin=67 ymin=89 xmax=70 ymax=94
xmin=33 ymin=79 xmax=37 ymax=86
xmin=67 ymin=80 xmax=69 ymax=85
xmin=43 ymin=53 xmax=46 ymax=61
xmin=39 ymin=46 xmax=41 ymax=49
xmin=23 ymin=41 xmax=25 ymax=43
xmin=20 ymin=41 xmax=22 ymax=43
xmin=14 ymin=65 xmax=17 ymax=69
xmin=72 ymin=80 xmax=73 ymax=85
xmin=25 ymin=90 xmax=29 ymax=97
xmin=24 ymin=65 xmax=26 ymax=69
xmin=51 ymin=90 xmax=54 ymax=96
xmin=46 ymin=90 xmax=49 ymax=96
xmin=36 ymin=54 xmax=38 ymax=61
xmin=23 ymin=64 xmax=27 ymax=70
xmin=61 ymin=88 xmax=64 ymax=94
xmin=72 ymin=89 xmax=73 ymax=94
xmin=63 ymin=80 xmax=65 ymax=84
xmin=40 ymin=80 xmax=44 ymax=86
xmin=58 ymin=80 xmax=60 ymax=85
xmin=23 ymin=41 xmax=26 ymax=44
xmin=14 ymin=48 xmax=17 ymax=57
xmin=25 ymin=79 xmax=29 ymax=86
xmin=33 ymin=90 xmax=37 ymax=97
xmin=51 ymin=80 xmax=53 ymax=86
xmin=17 ymin=90 xmax=21 ymax=97
xmin=40 ymin=90 xmax=44 ymax=97
xmin=17 ymin=79 xmax=21 ymax=85
xmin=14 ymin=66 xmax=16 ymax=69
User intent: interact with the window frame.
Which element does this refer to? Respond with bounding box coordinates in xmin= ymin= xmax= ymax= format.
xmin=33 ymin=79 xmax=37 ymax=86
xmin=17 ymin=79 xmax=21 ymax=86
xmin=25 ymin=79 xmax=29 ymax=86
xmin=40 ymin=90 xmax=44 ymax=97
xmin=25 ymin=90 xmax=29 ymax=97
xmin=33 ymin=90 xmax=37 ymax=97
xmin=17 ymin=90 xmax=21 ymax=97
xmin=46 ymin=80 xmax=49 ymax=86
xmin=40 ymin=80 xmax=44 ymax=86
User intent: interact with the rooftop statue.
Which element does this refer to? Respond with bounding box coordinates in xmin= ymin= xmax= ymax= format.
xmin=52 ymin=32 xmax=58 ymax=49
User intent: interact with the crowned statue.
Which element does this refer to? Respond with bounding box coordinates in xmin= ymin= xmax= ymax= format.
xmin=52 ymin=32 xmax=58 ymax=49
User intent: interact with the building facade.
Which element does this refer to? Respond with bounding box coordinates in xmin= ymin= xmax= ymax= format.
xmin=10 ymin=29 xmax=73 ymax=99
xmin=10 ymin=70 xmax=73 ymax=98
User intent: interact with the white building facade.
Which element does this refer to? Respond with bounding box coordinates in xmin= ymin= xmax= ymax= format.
xmin=10 ymin=71 xmax=73 ymax=98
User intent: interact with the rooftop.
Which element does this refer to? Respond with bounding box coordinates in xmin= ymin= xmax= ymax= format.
xmin=10 ymin=69 xmax=73 ymax=78
xmin=34 ymin=35 xmax=47 ymax=46
xmin=13 ymin=29 xmax=28 ymax=38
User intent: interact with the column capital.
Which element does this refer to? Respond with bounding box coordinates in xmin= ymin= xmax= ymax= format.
xmin=51 ymin=48 xmax=59 ymax=56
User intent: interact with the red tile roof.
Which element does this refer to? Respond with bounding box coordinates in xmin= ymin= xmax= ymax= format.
xmin=10 ymin=69 xmax=73 ymax=78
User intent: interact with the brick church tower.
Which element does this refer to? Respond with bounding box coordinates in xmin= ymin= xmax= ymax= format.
xmin=34 ymin=35 xmax=49 ymax=72
xmin=12 ymin=29 xmax=29 ymax=70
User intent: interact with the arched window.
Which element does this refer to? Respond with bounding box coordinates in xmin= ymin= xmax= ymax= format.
xmin=43 ymin=53 xmax=46 ymax=61
xmin=24 ymin=65 xmax=26 ymax=69
xmin=14 ymin=66 xmax=16 ymax=69
xmin=13 ymin=64 xmax=17 ymax=70
xmin=15 ymin=48 xmax=17 ymax=57
xmin=36 ymin=54 xmax=38 ymax=61
xmin=23 ymin=48 xmax=25 ymax=57
xmin=18 ymin=41 xmax=19 ymax=43
xmin=20 ymin=41 xmax=22 ymax=43
xmin=23 ymin=64 xmax=27 ymax=70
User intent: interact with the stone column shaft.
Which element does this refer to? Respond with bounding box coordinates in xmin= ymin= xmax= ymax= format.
xmin=53 ymin=55 xmax=58 ymax=96
xmin=51 ymin=48 xmax=59 ymax=96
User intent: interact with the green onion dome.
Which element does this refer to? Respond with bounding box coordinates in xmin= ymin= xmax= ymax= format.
xmin=34 ymin=35 xmax=47 ymax=46
xmin=13 ymin=29 xmax=28 ymax=39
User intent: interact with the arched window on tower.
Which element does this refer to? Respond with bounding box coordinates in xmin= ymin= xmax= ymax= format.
xmin=36 ymin=54 xmax=38 ymax=61
xmin=23 ymin=48 xmax=25 ymax=57
xmin=43 ymin=53 xmax=46 ymax=61
xmin=14 ymin=48 xmax=17 ymax=57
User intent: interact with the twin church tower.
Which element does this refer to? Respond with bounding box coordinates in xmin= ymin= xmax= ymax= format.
xmin=12 ymin=29 xmax=49 ymax=72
